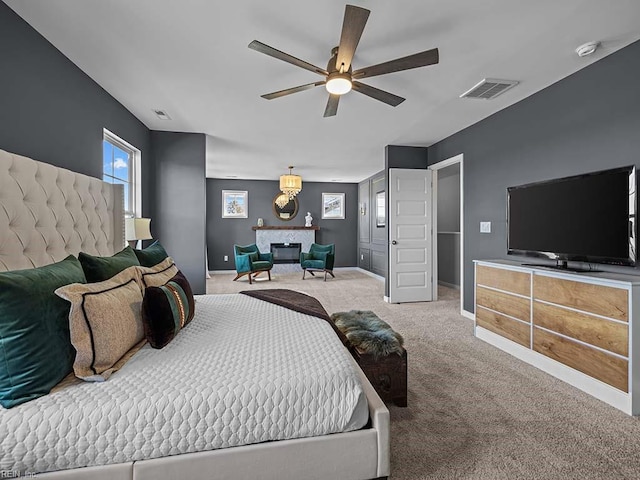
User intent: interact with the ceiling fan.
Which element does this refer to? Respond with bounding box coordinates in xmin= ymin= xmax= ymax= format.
xmin=248 ymin=4 xmax=439 ymax=117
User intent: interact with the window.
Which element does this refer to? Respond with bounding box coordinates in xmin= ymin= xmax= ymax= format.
xmin=102 ymin=129 xmax=141 ymax=217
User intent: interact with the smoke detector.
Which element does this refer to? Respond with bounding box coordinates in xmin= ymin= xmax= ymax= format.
xmin=153 ymin=109 xmax=172 ymax=120
xmin=575 ymin=41 xmax=600 ymax=57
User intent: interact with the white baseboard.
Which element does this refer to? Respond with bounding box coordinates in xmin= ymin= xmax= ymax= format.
xmin=438 ymin=280 xmax=460 ymax=290
xmin=461 ymin=309 xmax=475 ymax=321
xmin=353 ymin=267 xmax=385 ymax=282
xmin=476 ymin=326 xmax=632 ymax=415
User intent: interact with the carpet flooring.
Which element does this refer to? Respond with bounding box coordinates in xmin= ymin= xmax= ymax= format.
xmin=207 ymin=269 xmax=640 ymax=479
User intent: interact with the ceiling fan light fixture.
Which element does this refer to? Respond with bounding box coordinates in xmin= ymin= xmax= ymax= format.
xmin=249 ymin=5 xmax=439 ymax=116
xmin=325 ymin=72 xmax=352 ymax=95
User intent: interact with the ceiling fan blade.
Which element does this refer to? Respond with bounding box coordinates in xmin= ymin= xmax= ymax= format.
xmin=261 ymin=82 xmax=325 ymax=100
xmin=324 ymin=94 xmax=340 ymax=117
xmin=249 ymin=40 xmax=328 ymax=76
xmin=353 ymin=48 xmax=439 ymax=79
xmin=336 ymin=5 xmax=370 ymax=72
xmin=352 ymin=81 xmax=405 ymax=107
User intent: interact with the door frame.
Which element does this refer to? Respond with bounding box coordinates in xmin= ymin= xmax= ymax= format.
xmin=429 ymin=154 xmax=465 ymax=317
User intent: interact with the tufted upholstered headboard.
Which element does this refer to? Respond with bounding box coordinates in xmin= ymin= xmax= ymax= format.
xmin=0 ymin=149 xmax=125 ymax=272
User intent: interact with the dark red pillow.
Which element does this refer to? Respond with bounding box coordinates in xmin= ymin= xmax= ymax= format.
xmin=142 ymin=271 xmax=195 ymax=349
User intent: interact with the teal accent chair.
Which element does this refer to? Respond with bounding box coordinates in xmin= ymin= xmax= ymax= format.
xmin=300 ymin=243 xmax=335 ymax=281
xmin=233 ymin=244 xmax=274 ymax=284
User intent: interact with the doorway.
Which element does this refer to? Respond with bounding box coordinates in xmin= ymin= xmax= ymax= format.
xmin=429 ymin=154 xmax=464 ymax=316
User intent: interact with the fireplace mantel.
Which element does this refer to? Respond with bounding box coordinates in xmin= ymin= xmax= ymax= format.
xmin=252 ymin=226 xmax=319 ymax=231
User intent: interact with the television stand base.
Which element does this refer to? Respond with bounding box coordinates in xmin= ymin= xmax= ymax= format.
xmin=521 ymin=263 xmax=601 ymax=273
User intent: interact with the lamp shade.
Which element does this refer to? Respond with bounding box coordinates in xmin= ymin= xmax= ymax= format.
xmin=279 ymin=166 xmax=302 ymax=199
xmin=125 ymin=218 xmax=152 ymax=241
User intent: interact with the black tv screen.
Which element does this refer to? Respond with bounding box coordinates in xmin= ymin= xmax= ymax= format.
xmin=507 ymin=166 xmax=636 ymax=266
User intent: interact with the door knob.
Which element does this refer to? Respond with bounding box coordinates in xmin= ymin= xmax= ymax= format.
xmin=391 ymin=240 xmax=397 ymax=245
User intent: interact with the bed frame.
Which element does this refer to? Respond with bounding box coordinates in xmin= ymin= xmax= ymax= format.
xmin=0 ymin=149 xmax=390 ymax=480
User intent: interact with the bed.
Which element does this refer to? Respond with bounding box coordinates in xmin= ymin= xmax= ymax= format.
xmin=0 ymin=149 xmax=389 ymax=480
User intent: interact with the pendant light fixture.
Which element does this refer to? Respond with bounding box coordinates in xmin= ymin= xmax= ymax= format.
xmin=279 ymin=166 xmax=302 ymax=199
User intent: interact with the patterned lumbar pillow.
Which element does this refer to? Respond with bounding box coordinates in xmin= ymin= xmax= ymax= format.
xmin=142 ymin=271 xmax=195 ymax=349
xmin=78 ymin=246 xmax=140 ymax=283
xmin=133 ymin=241 xmax=169 ymax=267
xmin=55 ymin=266 xmax=146 ymax=381
xmin=0 ymin=255 xmax=86 ymax=408
xmin=137 ymin=256 xmax=179 ymax=289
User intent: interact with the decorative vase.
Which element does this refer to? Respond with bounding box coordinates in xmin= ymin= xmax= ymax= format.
xmin=257 ymin=218 xmax=264 ymax=227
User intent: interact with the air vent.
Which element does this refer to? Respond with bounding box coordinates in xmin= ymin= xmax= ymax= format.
xmin=153 ymin=109 xmax=172 ymax=120
xmin=460 ymin=78 xmax=519 ymax=100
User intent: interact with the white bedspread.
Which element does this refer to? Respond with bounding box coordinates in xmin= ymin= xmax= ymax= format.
xmin=0 ymin=294 xmax=368 ymax=474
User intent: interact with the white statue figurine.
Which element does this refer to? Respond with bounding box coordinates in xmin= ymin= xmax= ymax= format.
xmin=305 ymin=212 xmax=313 ymax=227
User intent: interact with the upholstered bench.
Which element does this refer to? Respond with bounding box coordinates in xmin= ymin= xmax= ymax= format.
xmin=330 ymin=310 xmax=407 ymax=407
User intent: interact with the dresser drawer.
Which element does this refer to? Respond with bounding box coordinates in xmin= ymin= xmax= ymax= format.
xmin=476 ymin=265 xmax=530 ymax=296
xmin=476 ymin=286 xmax=530 ymax=322
xmin=534 ymin=276 xmax=628 ymax=322
xmin=476 ymin=307 xmax=530 ymax=347
xmin=533 ymin=327 xmax=628 ymax=392
xmin=534 ymin=302 xmax=628 ymax=356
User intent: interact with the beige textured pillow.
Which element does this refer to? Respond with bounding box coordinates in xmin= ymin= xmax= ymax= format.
xmin=137 ymin=256 xmax=179 ymax=289
xmin=55 ymin=267 xmax=146 ymax=381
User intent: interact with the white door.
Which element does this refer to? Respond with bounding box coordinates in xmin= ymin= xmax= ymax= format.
xmin=388 ymin=168 xmax=433 ymax=303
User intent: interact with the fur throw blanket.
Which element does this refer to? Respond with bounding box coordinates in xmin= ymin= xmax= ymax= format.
xmin=330 ymin=310 xmax=404 ymax=358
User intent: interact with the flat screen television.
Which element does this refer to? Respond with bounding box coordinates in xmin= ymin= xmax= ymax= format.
xmin=507 ymin=166 xmax=636 ymax=268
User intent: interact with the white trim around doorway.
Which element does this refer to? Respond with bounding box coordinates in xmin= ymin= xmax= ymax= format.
xmin=429 ymin=154 xmax=465 ymax=318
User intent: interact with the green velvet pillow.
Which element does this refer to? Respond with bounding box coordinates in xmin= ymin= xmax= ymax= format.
xmin=134 ymin=241 xmax=169 ymax=268
xmin=78 ymin=246 xmax=140 ymax=283
xmin=0 ymin=255 xmax=86 ymax=408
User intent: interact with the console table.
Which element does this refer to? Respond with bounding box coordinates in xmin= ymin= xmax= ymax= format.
xmin=474 ymin=259 xmax=640 ymax=415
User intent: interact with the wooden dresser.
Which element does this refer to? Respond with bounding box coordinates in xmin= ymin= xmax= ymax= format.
xmin=474 ymin=260 xmax=640 ymax=415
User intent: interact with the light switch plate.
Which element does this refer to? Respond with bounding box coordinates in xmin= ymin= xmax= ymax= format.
xmin=480 ymin=221 xmax=491 ymax=233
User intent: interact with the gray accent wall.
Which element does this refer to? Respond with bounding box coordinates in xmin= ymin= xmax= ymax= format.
xmin=149 ymin=132 xmax=207 ymax=294
xmin=385 ymin=145 xmax=429 ymax=170
xmin=207 ymin=179 xmax=357 ymax=271
xmin=428 ymin=39 xmax=640 ymax=313
xmin=0 ymin=2 xmax=151 ymax=212
xmin=358 ymin=171 xmax=386 ymax=277
xmin=0 ymin=6 xmax=209 ymax=293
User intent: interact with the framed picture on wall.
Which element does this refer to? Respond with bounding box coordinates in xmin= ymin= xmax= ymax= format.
xmin=376 ymin=191 xmax=385 ymax=227
xmin=222 ymin=190 xmax=248 ymax=218
xmin=322 ymin=192 xmax=345 ymax=219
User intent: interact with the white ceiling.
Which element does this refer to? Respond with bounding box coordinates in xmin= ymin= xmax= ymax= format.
xmin=5 ymin=0 xmax=640 ymax=182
